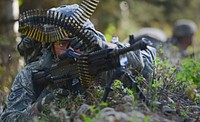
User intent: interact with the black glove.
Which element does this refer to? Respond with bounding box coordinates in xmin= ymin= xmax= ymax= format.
xmin=36 ymin=88 xmax=69 ymax=112
xmin=17 ymin=36 xmax=35 ymax=56
xmin=88 ymin=35 xmax=105 ymax=51
xmin=36 ymin=92 xmax=55 ymax=112
xmin=70 ymin=37 xmax=87 ymax=51
xmin=70 ymin=28 xmax=106 ymax=52
xmin=17 ymin=36 xmax=42 ymax=64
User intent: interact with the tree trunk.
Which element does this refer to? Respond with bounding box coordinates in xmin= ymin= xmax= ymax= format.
xmin=0 ymin=0 xmax=19 ymax=92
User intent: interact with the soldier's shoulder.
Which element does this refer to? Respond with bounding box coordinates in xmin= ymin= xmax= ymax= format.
xmin=25 ymin=61 xmax=41 ymax=70
xmin=12 ymin=60 xmax=41 ymax=85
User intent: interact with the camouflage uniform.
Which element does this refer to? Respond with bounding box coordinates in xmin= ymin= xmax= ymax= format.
xmin=0 ymin=4 xmax=156 ymax=122
xmin=162 ymin=39 xmax=192 ymax=66
xmin=0 ymin=49 xmax=53 ymax=122
xmin=134 ymin=28 xmax=165 ymax=81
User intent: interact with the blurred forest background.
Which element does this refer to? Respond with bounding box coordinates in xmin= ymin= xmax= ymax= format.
xmin=0 ymin=0 xmax=200 ymax=97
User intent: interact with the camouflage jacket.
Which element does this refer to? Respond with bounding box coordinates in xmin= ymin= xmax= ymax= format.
xmin=0 ymin=43 xmax=156 ymax=122
xmin=0 ymin=49 xmax=52 ymax=122
xmin=161 ymin=41 xmax=190 ymax=66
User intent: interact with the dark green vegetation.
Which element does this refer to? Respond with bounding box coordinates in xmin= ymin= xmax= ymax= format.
xmin=30 ymin=57 xmax=199 ymax=122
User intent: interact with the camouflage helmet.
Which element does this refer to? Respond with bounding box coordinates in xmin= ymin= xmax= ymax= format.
xmin=49 ymin=4 xmax=79 ymax=17
xmin=48 ymin=4 xmax=106 ymax=41
xmin=134 ymin=27 xmax=167 ymax=48
xmin=173 ymin=19 xmax=197 ymax=37
xmin=48 ymin=4 xmax=95 ymax=31
xmin=135 ymin=27 xmax=167 ymax=42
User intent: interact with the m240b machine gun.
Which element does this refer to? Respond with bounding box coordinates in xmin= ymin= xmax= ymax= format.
xmin=33 ymin=37 xmax=149 ymax=101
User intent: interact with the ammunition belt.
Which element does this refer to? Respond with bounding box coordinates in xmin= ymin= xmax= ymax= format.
xmin=18 ymin=0 xmax=100 ymax=49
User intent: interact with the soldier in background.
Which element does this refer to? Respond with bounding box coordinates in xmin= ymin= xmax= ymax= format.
xmin=134 ymin=19 xmax=198 ymax=66
xmin=164 ymin=19 xmax=198 ymax=65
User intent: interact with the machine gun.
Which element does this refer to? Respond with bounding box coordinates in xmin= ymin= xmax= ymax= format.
xmin=33 ymin=37 xmax=149 ymax=101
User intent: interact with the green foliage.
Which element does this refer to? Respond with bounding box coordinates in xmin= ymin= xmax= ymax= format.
xmin=113 ymin=79 xmax=124 ymax=90
xmin=144 ymin=115 xmax=150 ymax=122
xmin=82 ymin=114 xmax=93 ymax=122
xmin=177 ymin=58 xmax=200 ymax=84
xmin=18 ymin=0 xmax=24 ymax=7
xmin=141 ymin=55 xmax=200 ymax=118
xmin=150 ymin=57 xmax=171 ymax=93
xmin=104 ymin=23 xmax=117 ymax=42
xmin=88 ymin=105 xmax=100 ymax=117
xmin=99 ymin=102 xmax=108 ymax=108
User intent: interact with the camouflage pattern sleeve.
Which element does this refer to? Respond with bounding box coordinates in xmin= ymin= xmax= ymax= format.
xmin=111 ymin=37 xmax=156 ymax=79
xmin=0 ymin=64 xmax=38 ymax=121
xmin=111 ymin=37 xmax=145 ymax=75
xmin=124 ymin=47 xmax=144 ymax=75
xmin=140 ymin=46 xmax=156 ymax=81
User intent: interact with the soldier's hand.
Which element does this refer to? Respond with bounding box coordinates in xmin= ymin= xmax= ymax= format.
xmin=88 ymin=35 xmax=105 ymax=51
xmin=17 ymin=36 xmax=34 ymax=56
xmin=70 ymin=31 xmax=106 ymax=52
xmin=36 ymin=88 xmax=69 ymax=112
xmin=70 ymin=37 xmax=87 ymax=51
xmin=36 ymin=92 xmax=55 ymax=112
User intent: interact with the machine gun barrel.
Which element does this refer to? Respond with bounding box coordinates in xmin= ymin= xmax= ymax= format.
xmin=110 ymin=38 xmax=148 ymax=57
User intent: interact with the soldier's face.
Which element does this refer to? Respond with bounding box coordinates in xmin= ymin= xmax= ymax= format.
xmin=54 ymin=38 xmax=82 ymax=59
xmin=180 ymin=35 xmax=194 ymax=50
xmin=54 ymin=39 xmax=71 ymax=59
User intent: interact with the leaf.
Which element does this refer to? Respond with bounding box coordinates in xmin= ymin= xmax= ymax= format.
xmin=3 ymin=86 xmax=9 ymax=93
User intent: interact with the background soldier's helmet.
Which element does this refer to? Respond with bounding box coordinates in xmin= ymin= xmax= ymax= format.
xmin=173 ymin=19 xmax=197 ymax=38
xmin=134 ymin=27 xmax=168 ymax=48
